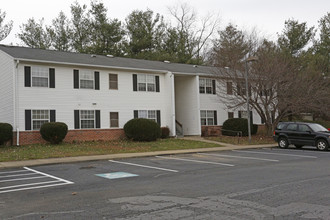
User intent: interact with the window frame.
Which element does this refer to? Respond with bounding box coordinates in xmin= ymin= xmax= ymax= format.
xmin=32 ymin=109 xmax=50 ymax=130
xmin=80 ymin=110 xmax=95 ymax=129
xmin=137 ymin=74 xmax=156 ymax=92
xmin=137 ymin=110 xmax=157 ymax=122
xmin=199 ymin=78 xmax=213 ymax=94
xmin=109 ymin=73 xmax=118 ymax=90
xmin=31 ymin=66 xmax=49 ymax=88
xmin=200 ymin=110 xmax=215 ymax=126
xmin=80 ymin=70 xmax=94 ymax=89
xmin=110 ymin=112 xmax=119 ymax=128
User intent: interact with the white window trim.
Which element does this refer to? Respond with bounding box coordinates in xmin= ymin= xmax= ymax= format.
xmin=137 ymin=74 xmax=156 ymax=92
xmin=31 ymin=66 xmax=49 ymax=88
xmin=32 ymin=109 xmax=50 ymax=130
xmin=80 ymin=70 xmax=94 ymax=89
xmin=80 ymin=110 xmax=95 ymax=129
xmin=200 ymin=110 xmax=215 ymax=126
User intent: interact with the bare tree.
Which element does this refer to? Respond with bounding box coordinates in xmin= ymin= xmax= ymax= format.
xmin=0 ymin=9 xmax=13 ymax=42
xmin=213 ymin=38 xmax=330 ymax=135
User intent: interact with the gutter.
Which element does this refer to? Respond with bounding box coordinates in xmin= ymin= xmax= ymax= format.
xmin=14 ymin=59 xmax=19 ymax=145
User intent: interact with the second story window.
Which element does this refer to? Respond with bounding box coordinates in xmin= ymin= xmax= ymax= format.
xmin=74 ymin=69 xmax=100 ymax=90
xmin=199 ymin=78 xmax=216 ymax=94
xmin=80 ymin=71 xmax=94 ymax=89
xmin=109 ymin=74 xmax=118 ymax=90
xmin=133 ymin=74 xmax=160 ymax=92
xmin=24 ymin=66 xmax=55 ymax=88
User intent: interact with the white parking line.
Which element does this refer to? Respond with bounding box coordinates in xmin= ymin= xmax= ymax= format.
xmin=0 ymin=167 xmax=74 ymax=194
xmin=232 ymin=150 xmax=318 ymax=158
xmin=0 ymin=173 xmax=37 ymax=178
xmin=0 ymin=170 xmax=29 ymax=175
xmin=155 ymin=156 xmax=235 ymax=167
xmin=197 ymin=153 xmax=279 ymax=162
xmin=109 ymin=160 xmax=179 ymax=172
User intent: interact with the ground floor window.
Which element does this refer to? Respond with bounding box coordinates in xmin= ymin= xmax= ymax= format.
xmin=110 ymin=112 xmax=119 ymax=127
xmin=200 ymin=110 xmax=217 ymax=126
xmin=80 ymin=110 xmax=95 ymax=129
xmin=134 ymin=110 xmax=161 ymax=125
xmin=32 ymin=110 xmax=49 ymax=130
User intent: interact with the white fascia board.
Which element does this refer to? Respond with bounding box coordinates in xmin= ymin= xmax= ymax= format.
xmin=15 ymin=58 xmax=169 ymax=74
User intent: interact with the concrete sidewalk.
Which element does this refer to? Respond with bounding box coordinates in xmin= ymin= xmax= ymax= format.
xmin=0 ymin=137 xmax=277 ymax=169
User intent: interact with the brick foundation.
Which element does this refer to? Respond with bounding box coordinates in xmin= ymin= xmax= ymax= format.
xmin=201 ymin=126 xmax=222 ymax=137
xmin=12 ymin=129 xmax=125 ymax=145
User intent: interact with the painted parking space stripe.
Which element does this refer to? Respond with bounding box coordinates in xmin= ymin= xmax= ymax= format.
xmin=197 ymin=153 xmax=279 ymax=162
xmin=155 ymin=156 xmax=235 ymax=167
xmin=0 ymin=167 xmax=73 ymax=194
xmin=109 ymin=160 xmax=179 ymax=173
xmin=232 ymin=150 xmax=318 ymax=158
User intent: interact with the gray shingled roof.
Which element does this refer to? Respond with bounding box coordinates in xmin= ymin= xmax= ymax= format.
xmin=0 ymin=44 xmax=222 ymax=76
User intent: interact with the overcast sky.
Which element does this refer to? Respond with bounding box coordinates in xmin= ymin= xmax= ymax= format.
xmin=1 ymin=0 xmax=329 ymax=45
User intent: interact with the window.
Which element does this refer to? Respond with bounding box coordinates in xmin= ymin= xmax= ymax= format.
xmin=32 ymin=110 xmax=49 ymax=130
xmin=237 ymin=81 xmax=246 ymax=96
xmin=80 ymin=110 xmax=95 ymax=129
xmin=32 ymin=66 xmax=49 ymax=87
xmin=137 ymin=74 xmax=156 ymax=92
xmin=199 ymin=78 xmax=216 ymax=94
xmin=286 ymin=124 xmax=297 ymax=131
xmin=133 ymin=74 xmax=159 ymax=92
xmin=109 ymin=74 xmax=118 ymax=90
xmin=298 ymin=124 xmax=311 ymax=132
xmin=80 ymin=70 xmax=94 ymax=89
xmin=110 ymin=112 xmax=119 ymax=127
xmin=138 ymin=110 xmax=157 ymax=122
xmin=228 ymin=112 xmax=234 ymax=119
xmin=200 ymin=110 xmax=217 ymax=126
xmin=227 ymin=82 xmax=233 ymax=95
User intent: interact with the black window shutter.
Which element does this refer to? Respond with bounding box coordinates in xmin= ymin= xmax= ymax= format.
xmin=156 ymin=76 xmax=160 ymax=92
xmin=94 ymin=71 xmax=100 ymax=90
xmin=24 ymin=66 xmax=31 ymax=87
xmin=74 ymin=70 xmax=79 ymax=89
xmin=156 ymin=110 xmax=161 ymax=126
xmin=134 ymin=110 xmax=138 ymax=118
xmin=133 ymin=74 xmax=137 ymax=91
xmin=212 ymin=80 xmax=216 ymax=94
xmin=95 ymin=110 xmax=101 ymax=128
xmin=74 ymin=110 xmax=80 ymax=129
xmin=250 ymin=111 xmax=253 ymax=124
xmin=238 ymin=111 xmax=242 ymax=118
xmin=50 ymin=110 xmax=56 ymax=122
xmin=213 ymin=111 xmax=217 ymax=125
xmin=49 ymin=68 xmax=55 ymax=88
xmin=25 ymin=110 xmax=31 ymax=130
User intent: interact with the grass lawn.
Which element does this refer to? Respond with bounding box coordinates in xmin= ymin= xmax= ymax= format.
xmin=206 ymin=135 xmax=276 ymax=145
xmin=0 ymin=138 xmax=222 ymax=162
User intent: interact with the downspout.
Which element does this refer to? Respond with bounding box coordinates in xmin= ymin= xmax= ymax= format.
xmin=169 ymin=72 xmax=176 ymax=137
xmin=14 ymin=60 xmax=20 ymax=146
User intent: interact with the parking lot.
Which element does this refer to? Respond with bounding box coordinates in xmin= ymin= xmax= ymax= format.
xmin=1 ymin=147 xmax=330 ymax=219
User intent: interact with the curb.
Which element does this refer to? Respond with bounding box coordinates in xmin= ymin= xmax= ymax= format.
xmin=0 ymin=142 xmax=276 ymax=169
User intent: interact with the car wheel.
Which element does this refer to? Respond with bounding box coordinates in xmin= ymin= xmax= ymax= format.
xmin=295 ymin=145 xmax=303 ymax=149
xmin=316 ymin=139 xmax=329 ymax=151
xmin=278 ymin=137 xmax=288 ymax=149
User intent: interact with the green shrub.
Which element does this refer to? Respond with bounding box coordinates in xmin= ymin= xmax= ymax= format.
xmin=0 ymin=123 xmax=13 ymax=145
xmin=161 ymin=127 xmax=170 ymax=139
xmin=222 ymin=118 xmax=257 ymax=136
xmin=124 ymin=118 xmax=161 ymax=141
xmin=40 ymin=122 xmax=68 ymax=144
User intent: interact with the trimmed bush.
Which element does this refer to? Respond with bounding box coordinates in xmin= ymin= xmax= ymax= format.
xmin=161 ymin=127 xmax=170 ymax=139
xmin=124 ymin=118 xmax=161 ymax=141
xmin=40 ymin=122 xmax=68 ymax=144
xmin=0 ymin=123 xmax=13 ymax=145
xmin=222 ymin=118 xmax=257 ymax=136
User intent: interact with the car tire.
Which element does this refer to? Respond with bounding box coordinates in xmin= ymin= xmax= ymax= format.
xmin=316 ymin=139 xmax=329 ymax=151
xmin=278 ymin=137 xmax=289 ymax=149
xmin=295 ymin=145 xmax=303 ymax=149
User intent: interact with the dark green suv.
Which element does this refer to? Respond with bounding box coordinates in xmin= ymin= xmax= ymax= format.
xmin=273 ymin=122 xmax=330 ymax=151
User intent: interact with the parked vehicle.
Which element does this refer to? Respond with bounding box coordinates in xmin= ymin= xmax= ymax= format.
xmin=273 ymin=122 xmax=330 ymax=151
